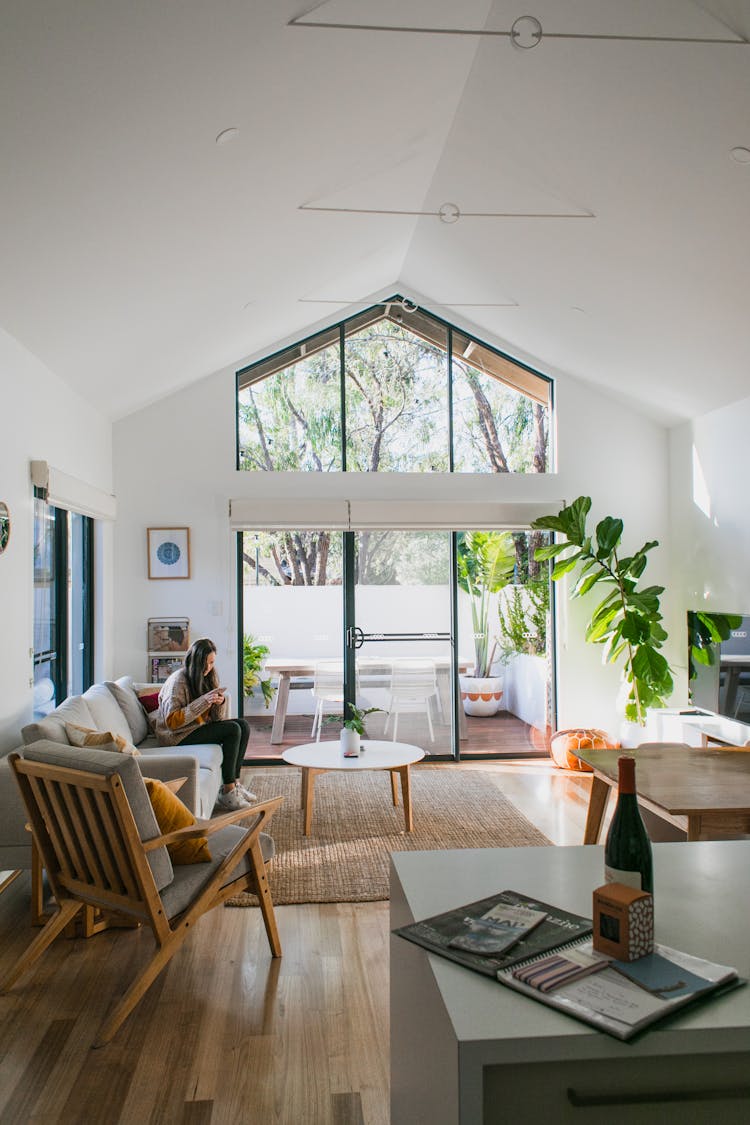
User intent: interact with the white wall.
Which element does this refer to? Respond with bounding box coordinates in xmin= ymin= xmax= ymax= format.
xmin=670 ymin=393 xmax=750 ymax=620
xmin=0 ymin=328 xmax=113 ymax=751
xmin=113 ymin=349 xmax=671 ymax=741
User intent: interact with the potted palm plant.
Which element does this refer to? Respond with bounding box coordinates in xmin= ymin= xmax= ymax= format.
xmin=456 ymin=531 xmax=516 ymax=716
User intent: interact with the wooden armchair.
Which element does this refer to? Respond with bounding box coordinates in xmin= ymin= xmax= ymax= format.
xmin=0 ymin=742 xmax=283 ymax=1047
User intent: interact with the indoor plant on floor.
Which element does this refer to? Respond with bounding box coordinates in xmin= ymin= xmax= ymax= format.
xmin=531 ymin=496 xmax=673 ymax=743
xmin=456 ymin=531 xmax=516 ymax=716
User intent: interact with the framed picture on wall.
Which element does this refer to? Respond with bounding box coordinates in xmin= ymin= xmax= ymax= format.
xmin=147 ymin=527 xmax=190 ymax=579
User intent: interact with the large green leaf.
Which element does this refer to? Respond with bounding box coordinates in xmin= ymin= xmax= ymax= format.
xmin=595 ymin=516 xmax=623 ymax=557
xmin=551 ymin=553 xmax=584 ymax=579
xmin=621 ymin=612 xmax=650 ymax=644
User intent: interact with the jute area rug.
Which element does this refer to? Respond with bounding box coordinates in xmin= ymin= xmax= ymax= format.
xmin=226 ymin=766 xmax=551 ymax=906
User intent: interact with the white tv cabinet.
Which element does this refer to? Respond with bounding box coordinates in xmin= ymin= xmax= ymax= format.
xmin=390 ymin=843 xmax=750 ymax=1124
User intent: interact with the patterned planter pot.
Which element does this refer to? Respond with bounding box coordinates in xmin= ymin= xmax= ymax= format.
xmin=459 ymin=675 xmax=504 ymax=717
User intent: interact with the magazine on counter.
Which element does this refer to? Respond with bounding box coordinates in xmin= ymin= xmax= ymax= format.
xmin=393 ymin=889 xmax=592 ymax=978
xmin=498 ymin=941 xmax=742 ymax=1041
xmin=394 ymin=890 xmax=742 ymax=1040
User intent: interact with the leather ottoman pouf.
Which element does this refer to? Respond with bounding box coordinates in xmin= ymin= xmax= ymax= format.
xmin=549 ymin=727 xmax=616 ymax=772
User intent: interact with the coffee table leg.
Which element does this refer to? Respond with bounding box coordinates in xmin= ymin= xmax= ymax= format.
xmin=396 ymin=765 xmax=414 ymax=832
xmin=390 ymin=769 xmax=400 ymax=806
xmin=304 ymin=769 xmax=324 ymax=836
xmin=584 ymin=776 xmax=611 ymax=844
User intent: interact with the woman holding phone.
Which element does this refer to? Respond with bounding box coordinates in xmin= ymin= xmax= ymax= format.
xmin=155 ymin=637 xmax=255 ymax=811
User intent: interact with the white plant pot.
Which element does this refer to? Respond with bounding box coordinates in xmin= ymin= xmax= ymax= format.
xmin=460 ymin=675 xmax=504 ymax=717
xmin=340 ymin=728 xmax=361 ymax=757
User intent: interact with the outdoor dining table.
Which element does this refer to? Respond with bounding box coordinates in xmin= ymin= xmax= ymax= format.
xmin=264 ymin=655 xmax=472 ymax=743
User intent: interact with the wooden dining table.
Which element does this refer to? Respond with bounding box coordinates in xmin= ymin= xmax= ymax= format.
xmin=571 ymin=742 xmax=750 ymax=843
xmin=264 ymin=655 xmax=471 ymax=743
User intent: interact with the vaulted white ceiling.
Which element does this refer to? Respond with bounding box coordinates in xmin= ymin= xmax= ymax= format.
xmin=2 ymin=1 xmax=749 ymax=425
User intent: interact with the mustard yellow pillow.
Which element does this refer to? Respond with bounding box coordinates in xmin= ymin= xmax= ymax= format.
xmin=65 ymin=723 xmax=140 ymax=756
xmin=143 ymin=777 xmax=211 ymax=865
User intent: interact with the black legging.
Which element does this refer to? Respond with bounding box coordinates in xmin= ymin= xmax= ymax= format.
xmin=180 ymin=718 xmax=251 ymax=786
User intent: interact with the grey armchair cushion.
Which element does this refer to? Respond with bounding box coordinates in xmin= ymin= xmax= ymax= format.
xmin=21 ymin=695 xmax=97 ymax=745
xmin=160 ymin=823 xmax=274 ymax=919
xmin=82 ymin=683 xmax=134 ymax=742
xmin=105 ymin=678 xmax=149 ymax=744
xmin=22 ymin=741 xmax=174 ymax=891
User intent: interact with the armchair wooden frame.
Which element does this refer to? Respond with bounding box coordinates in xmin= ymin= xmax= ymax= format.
xmin=0 ymin=752 xmax=283 ymax=1047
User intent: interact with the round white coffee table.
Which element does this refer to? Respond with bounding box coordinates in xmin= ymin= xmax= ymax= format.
xmin=281 ymin=740 xmax=425 ymax=835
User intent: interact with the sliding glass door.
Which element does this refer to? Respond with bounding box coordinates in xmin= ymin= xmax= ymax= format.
xmin=349 ymin=530 xmax=455 ymax=755
xmin=238 ymin=525 xmax=552 ymax=761
xmin=33 ymin=496 xmax=94 ymax=714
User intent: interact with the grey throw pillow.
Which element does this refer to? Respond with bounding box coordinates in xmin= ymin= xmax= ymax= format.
xmin=105 ymin=679 xmax=150 ymax=745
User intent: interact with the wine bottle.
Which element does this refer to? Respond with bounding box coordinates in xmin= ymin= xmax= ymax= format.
xmin=604 ymin=755 xmax=653 ymax=894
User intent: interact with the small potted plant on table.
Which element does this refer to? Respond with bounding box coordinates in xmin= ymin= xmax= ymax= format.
xmin=329 ymin=702 xmax=384 ymax=757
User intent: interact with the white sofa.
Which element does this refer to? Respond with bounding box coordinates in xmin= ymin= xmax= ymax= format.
xmin=0 ymin=677 xmax=224 ymax=873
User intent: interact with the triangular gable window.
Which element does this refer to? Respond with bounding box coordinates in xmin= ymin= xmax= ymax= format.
xmin=237 ymin=296 xmax=552 ymax=474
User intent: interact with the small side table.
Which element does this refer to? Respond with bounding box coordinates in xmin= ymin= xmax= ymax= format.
xmin=281 ymin=740 xmax=425 ymax=835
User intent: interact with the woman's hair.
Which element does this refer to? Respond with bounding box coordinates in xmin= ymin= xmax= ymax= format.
xmin=184 ymin=637 xmax=218 ymax=700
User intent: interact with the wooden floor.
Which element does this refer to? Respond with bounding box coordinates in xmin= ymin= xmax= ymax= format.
xmin=0 ymin=759 xmax=596 ymax=1125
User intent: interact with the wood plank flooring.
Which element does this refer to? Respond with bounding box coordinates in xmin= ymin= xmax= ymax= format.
xmin=0 ymin=759 xmax=595 ymax=1125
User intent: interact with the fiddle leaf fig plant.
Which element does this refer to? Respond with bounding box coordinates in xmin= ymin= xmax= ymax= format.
xmin=531 ymin=496 xmax=673 ymax=725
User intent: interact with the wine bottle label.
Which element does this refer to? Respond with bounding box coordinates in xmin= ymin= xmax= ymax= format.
xmin=604 ymin=865 xmax=642 ymax=890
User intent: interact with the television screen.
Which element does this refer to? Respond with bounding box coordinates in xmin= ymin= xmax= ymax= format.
xmin=688 ymin=612 xmax=750 ymax=721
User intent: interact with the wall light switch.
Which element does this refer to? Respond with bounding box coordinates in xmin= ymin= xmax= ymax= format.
xmin=209 ymin=600 xmax=223 ymax=616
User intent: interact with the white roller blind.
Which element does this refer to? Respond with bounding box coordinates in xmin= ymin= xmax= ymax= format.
xmin=347 ymin=500 xmax=561 ymax=531
xmin=30 ymin=460 xmax=117 ymax=521
xmin=229 ymin=498 xmax=350 ymax=530
xmin=229 ymin=497 xmax=561 ymax=532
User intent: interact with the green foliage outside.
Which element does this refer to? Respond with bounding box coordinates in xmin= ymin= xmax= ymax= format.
xmin=687 ymin=610 xmax=743 ymax=683
xmin=498 ymin=579 xmax=549 ymax=660
xmin=532 ymin=496 xmax=673 ymax=725
xmin=456 ymin=531 xmax=516 ymax=677
xmin=242 ymin=634 xmax=275 ymax=707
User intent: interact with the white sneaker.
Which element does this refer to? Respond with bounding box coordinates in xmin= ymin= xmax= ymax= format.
xmin=237 ymin=782 xmax=258 ymax=803
xmin=215 ymin=786 xmax=250 ymax=812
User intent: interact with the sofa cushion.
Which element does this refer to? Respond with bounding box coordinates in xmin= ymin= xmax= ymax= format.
xmin=82 ymin=683 xmax=134 ymax=742
xmin=105 ymin=678 xmax=149 ymax=744
xmin=22 ymin=742 xmax=174 ymax=891
xmin=134 ymin=684 xmax=161 ymax=714
xmin=21 ymin=695 xmax=96 ymax=746
xmin=65 ymin=723 xmax=140 ymax=756
xmin=143 ymin=777 xmax=211 ymax=865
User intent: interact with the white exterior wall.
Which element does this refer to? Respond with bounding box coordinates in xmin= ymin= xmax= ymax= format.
xmin=113 ymin=348 xmax=671 ymax=740
xmin=0 ymin=328 xmax=113 ymax=751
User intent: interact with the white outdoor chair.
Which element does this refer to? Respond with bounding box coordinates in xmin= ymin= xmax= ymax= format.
xmin=311 ymin=660 xmax=345 ymax=740
xmin=384 ymin=658 xmax=438 ymax=743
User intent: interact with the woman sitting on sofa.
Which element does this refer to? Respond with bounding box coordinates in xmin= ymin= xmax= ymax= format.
xmin=155 ymin=637 xmax=255 ymax=812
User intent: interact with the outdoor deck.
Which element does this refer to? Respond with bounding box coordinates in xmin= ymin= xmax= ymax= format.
xmin=244 ymin=708 xmax=545 ymax=761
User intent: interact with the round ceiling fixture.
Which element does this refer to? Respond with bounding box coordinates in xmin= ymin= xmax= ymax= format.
xmin=730 ymin=146 xmax=750 ymax=164
xmin=215 ymin=127 xmax=240 ymax=146
xmin=438 ymin=202 xmax=461 ymax=224
xmin=511 ymin=15 xmax=543 ymax=49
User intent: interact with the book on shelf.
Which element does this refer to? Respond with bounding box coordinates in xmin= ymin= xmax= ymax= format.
xmin=393 ymin=889 xmax=742 ymax=1041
